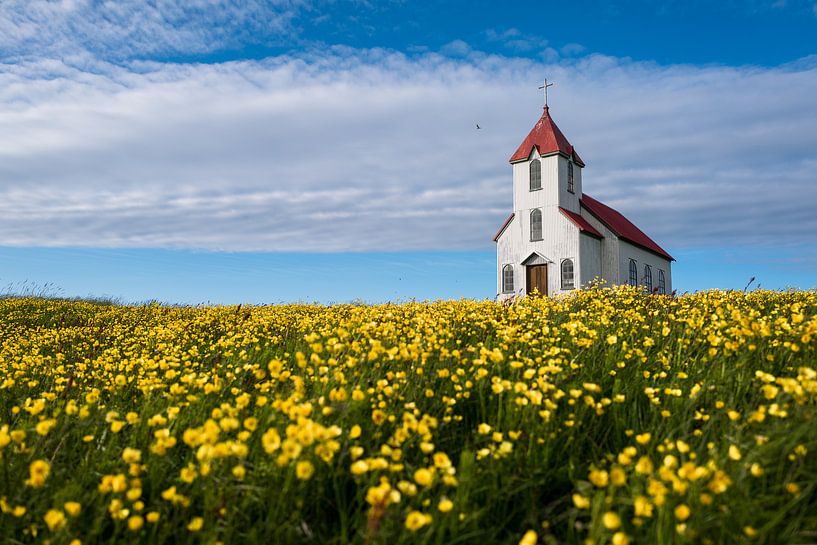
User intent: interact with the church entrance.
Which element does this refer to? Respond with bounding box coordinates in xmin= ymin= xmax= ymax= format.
xmin=526 ymin=265 xmax=548 ymax=296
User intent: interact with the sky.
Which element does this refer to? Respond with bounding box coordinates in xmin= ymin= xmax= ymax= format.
xmin=0 ymin=0 xmax=816 ymax=304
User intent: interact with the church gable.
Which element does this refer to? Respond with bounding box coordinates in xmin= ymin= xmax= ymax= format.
xmin=521 ymin=251 xmax=550 ymax=266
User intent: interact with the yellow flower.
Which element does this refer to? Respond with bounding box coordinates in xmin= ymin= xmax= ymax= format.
xmin=635 ymin=433 xmax=651 ymax=445
xmin=44 ymin=509 xmax=66 ymax=531
xmin=744 ymin=526 xmax=757 ymax=538
xmin=26 ymin=459 xmax=50 ymax=488
xmin=262 ymin=428 xmax=281 ymax=454
xmin=519 ymin=529 xmax=538 ymax=545
xmin=674 ymin=504 xmax=691 ymax=521
xmin=187 ymin=517 xmax=204 ymax=532
xmin=122 ymin=447 xmax=141 ymax=464
xmin=128 ymin=515 xmax=144 ymax=531
xmin=634 ymin=496 xmax=653 ymax=518
xmin=405 ymin=511 xmax=432 ymax=531
xmin=610 ymin=466 xmax=627 ymax=487
xmin=64 ymin=502 xmax=81 ymax=517
xmin=602 ymin=511 xmax=621 ymax=530
xmin=35 ymin=418 xmax=57 ymax=436
xmin=635 ymin=456 xmax=654 ymax=474
xmin=414 ymin=468 xmax=434 ymax=487
xmin=180 ymin=465 xmax=197 ymax=483
xmin=146 ymin=511 xmax=160 ymax=523
xmin=588 ymin=469 xmax=609 ymax=487
xmin=728 ymin=445 xmax=742 ymax=461
xmin=612 ymin=532 xmax=630 ymax=545
xmin=572 ymin=494 xmax=590 ymax=509
xmin=349 ymin=425 xmax=362 ymax=439
xmin=438 ymin=498 xmax=454 ymax=513
xmin=296 ymin=460 xmax=315 ymax=480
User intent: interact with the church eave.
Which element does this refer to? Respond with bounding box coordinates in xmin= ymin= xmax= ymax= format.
xmin=508 ymin=147 xmax=586 ymax=167
xmin=492 ymin=213 xmax=515 ymax=242
xmin=559 ymin=207 xmax=603 ymax=239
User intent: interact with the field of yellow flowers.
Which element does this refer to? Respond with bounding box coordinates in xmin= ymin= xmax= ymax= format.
xmin=0 ymin=287 xmax=815 ymax=545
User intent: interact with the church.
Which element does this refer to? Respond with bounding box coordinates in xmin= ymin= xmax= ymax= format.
xmin=494 ymin=94 xmax=674 ymax=298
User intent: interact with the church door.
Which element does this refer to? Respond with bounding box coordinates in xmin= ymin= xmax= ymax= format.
xmin=526 ymin=265 xmax=548 ymax=296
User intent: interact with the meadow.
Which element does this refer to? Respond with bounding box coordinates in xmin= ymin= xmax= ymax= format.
xmin=0 ymin=287 xmax=815 ymax=545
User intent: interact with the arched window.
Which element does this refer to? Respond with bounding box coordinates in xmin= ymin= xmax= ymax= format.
xmin=643 ymin=264 xmax=653 ymax=292
xmin=561 ymin=259 xmax=575 ymax=289
xmin=502 ymin=265 xmax=514 ymax=293
xmin=529 ymin=159 xmax=542 ymax=191
xmin=530 ymin=209 xmax=543 ymax=241
xmin=658 ymin=270 xmax=666 ymax=294
xmin=628 ymin=259 xmax=638 ymax=286
xmin=567 ymin=161 xmax=575 ymax=193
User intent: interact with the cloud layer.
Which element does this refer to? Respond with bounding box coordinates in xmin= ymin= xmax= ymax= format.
xmin=0 ymin=0 xmax=306 ymax=61
xmin=0 ymin=48 xmax=816 ymax=252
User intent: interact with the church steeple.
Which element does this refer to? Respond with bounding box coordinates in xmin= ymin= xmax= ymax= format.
xmin=508 ymin=105 xmax=584 ymax=166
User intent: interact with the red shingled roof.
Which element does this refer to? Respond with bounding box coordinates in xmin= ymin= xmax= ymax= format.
xmin=509 ymin=106 xmax=585 ymax=166
xmin=581 ymin=195 xmax=674 ymax=261
xmin=492 ymin=213 xmax=515 ymax=242
xmin=559 ymin=207 xmax=603 ymax=239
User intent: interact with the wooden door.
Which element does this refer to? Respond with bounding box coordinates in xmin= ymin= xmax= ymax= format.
xmin=526 ymin=265 xmax=548 ymax=296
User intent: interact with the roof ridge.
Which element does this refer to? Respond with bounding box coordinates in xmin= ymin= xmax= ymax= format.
xmin=580 ymin=195 xmax=674 ymax=261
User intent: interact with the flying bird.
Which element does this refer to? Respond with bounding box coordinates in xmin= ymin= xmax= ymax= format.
xmin=475 ymin=123 xmax=481 ymax=130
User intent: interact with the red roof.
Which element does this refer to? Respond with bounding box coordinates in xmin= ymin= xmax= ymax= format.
xmin=581 ymin=195 xmax=674 ymax=261
xmin=492 ymin=213 xmax=514 ymax=242
xmin=509 ymin=106 xmax=585 ymax=166
xmin=559 ymin=207 xmax=603 ymax=239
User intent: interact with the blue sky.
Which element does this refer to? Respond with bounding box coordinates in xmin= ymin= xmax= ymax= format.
xmin=0 ymin=0 xmax=816 ymax=303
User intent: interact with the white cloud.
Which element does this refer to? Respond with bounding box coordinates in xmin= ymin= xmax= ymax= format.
xmin=0 ymin=0 xmax=306 ymax=60
xmin=0 ymin=50 xmax=816 ymax=252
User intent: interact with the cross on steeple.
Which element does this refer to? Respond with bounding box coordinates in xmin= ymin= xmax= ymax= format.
xmin=538 ymin=78 xmax=554 ymax=107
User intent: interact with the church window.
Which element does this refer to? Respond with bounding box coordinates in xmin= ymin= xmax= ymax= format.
xmin=530 ymin=209 xmax=543 ymax=241
xmin=502 ymin=265 xmax=514 ymax=293
xmin=628 ymin=259 xmax=638 ymax=286
xmin=561 ymin=259 xmax=575 ymax=289
xmin=643 ymin=264 xmax=653 ymax=292
xmin=658 ymin=270 xmax=666 ymax=294
xmin=529 ymin=160 xmax=542 ymax=191
xmin=567 ymin=161 xmax=575 ymax=193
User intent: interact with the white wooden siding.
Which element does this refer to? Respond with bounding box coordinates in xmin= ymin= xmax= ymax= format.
xmin=496 ymin=205 xmax=582 ymax=299
xmin=579 ymin=234 xmax=601 ymax=287
xmin=580 ymin=211 xmax=620 ymax=285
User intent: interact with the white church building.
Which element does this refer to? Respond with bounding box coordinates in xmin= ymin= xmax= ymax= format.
xmin=494 ymin=101 xmax=674 ymax=298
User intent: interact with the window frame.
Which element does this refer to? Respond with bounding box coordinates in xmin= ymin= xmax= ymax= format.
xmin=502 ymin=264 xmax=514 ymax=293
xmin=560 ymin=258 xmax=575 ymax=290
xmin=530 ymin=208 xmax=543 ymax=241
xmin=529 ymin=159 xmax=542 ymax=192
xmin=567 ymin=161 xmax=575 ymax=194
xmin=658 ymin=269 xmax=666 ymax=294
xmin=628 ymin=259 xmax=638 ymax=286
xmin=643 ymin=264 xmax=653 ymax=293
